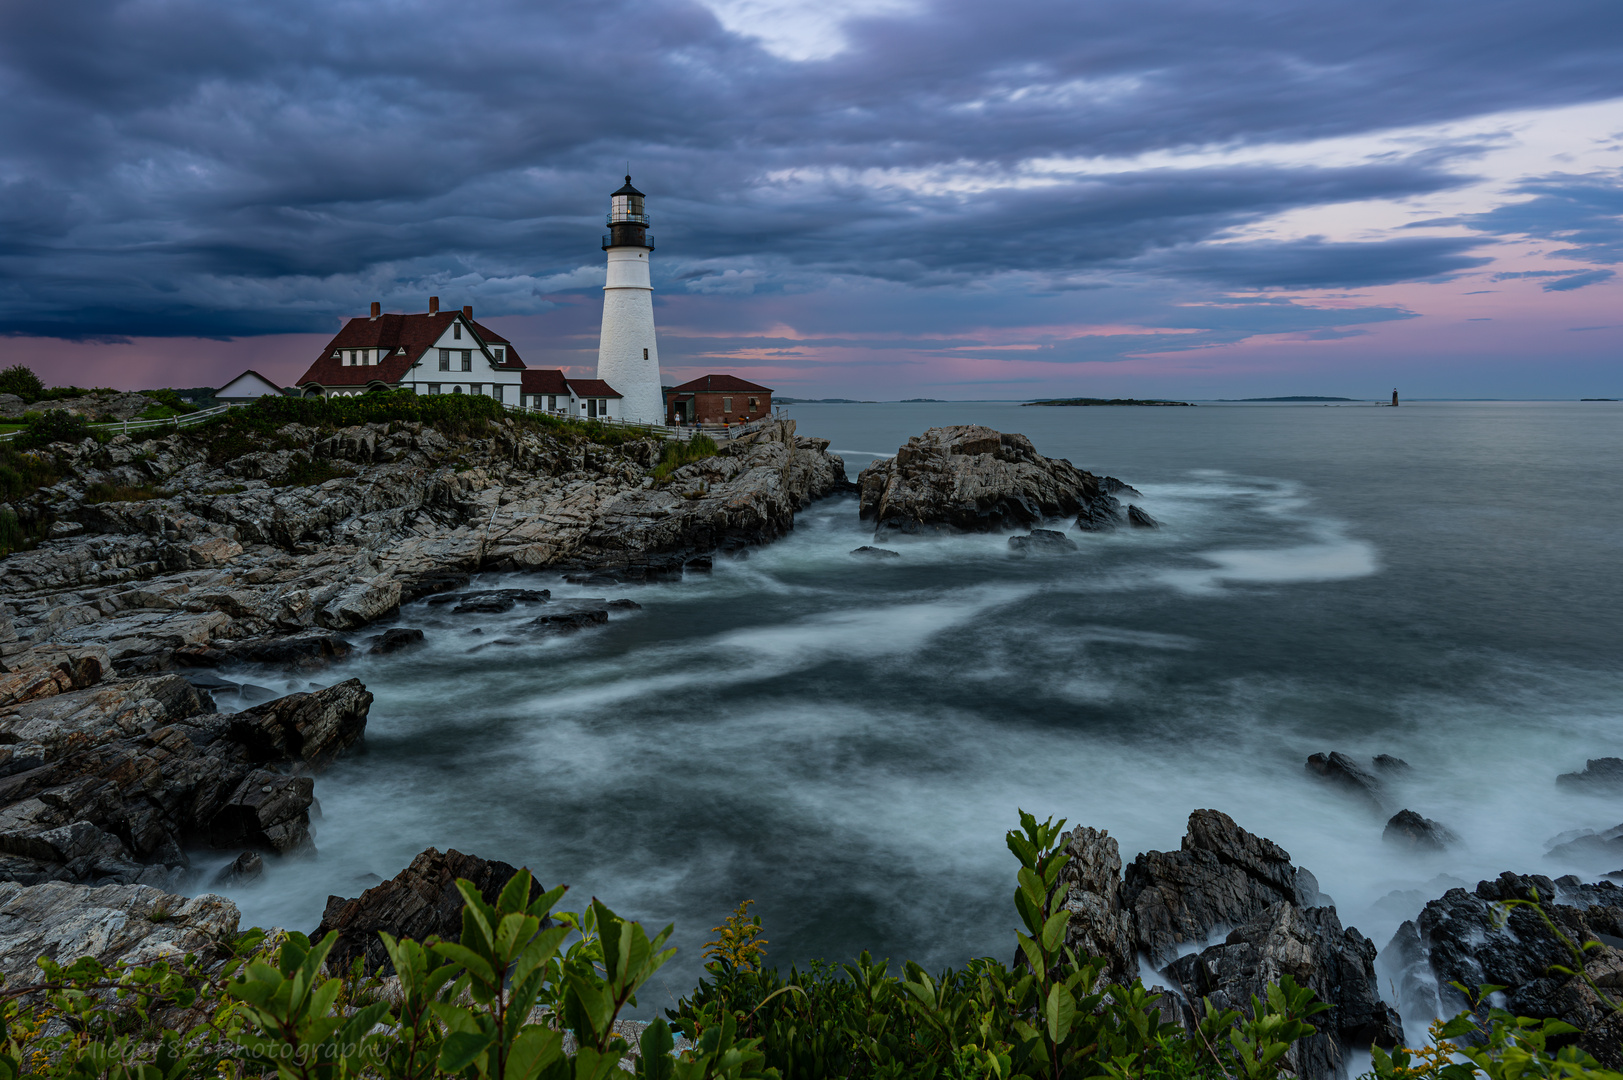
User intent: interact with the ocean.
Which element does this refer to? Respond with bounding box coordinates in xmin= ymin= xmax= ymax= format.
xmin=207 ymin=399 xmax=1623 ymax=1019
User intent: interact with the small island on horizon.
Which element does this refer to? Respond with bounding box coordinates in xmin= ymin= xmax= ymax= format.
xmin=1219 ymin=396 xmax=1360 ymax=402
xmin=1023 ymin=397 xmax=1194 ymax=407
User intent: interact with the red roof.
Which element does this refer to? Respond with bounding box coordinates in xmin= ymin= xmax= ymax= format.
xmin=669 ymin=374 xmax=772 ymax=394
xmin=566 ymin=379 xmax=622 ymax=399
xmin=297 ymin=311 xmax=526 ymax=388
xmin=521 ymin=369 xmax=571 ymax=395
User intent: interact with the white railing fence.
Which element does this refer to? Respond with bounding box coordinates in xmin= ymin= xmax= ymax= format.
xmin=0 ymin=402 xmax=243 ymax=444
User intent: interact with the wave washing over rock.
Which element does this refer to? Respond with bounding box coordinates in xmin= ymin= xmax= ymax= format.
xmin=5 ymin=414 xmax=1623 ymax=1077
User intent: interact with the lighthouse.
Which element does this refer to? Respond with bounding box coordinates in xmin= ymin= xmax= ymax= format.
xmin=595 ymin=176 xmax=663 ymax=424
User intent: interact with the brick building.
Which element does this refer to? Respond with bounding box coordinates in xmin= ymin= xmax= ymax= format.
xmin=665 ymin=375 xmax=772 ymax=425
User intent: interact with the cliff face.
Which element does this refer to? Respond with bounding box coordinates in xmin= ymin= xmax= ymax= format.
xmin=0 ymin=416 xmax=845 ymax=680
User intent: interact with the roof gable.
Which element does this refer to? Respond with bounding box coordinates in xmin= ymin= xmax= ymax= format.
xmin=296 ymin=310 xmax=526 ymax=387
xmin=670 ymin=374 xmax=772 ymax=394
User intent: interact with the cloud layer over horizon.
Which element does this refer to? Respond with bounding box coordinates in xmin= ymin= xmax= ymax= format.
xmin=1 ymin=0 xmax=1621 ymax=396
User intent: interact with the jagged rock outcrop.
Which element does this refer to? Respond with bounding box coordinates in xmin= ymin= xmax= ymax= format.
xmin=1305 ymin=752 xmax=1386 ymax=811
xmin=1 ymin=418 xmax=845 ymax=679
xmin=856 ymin=426 xmax=1129 ymax=535
xmin=0 ymin=675 xmax=370 ymax=886
xmin=1166 ymin=904 xmax=1402 ymax=1080
xmin=313 ymin=847 xmax=551 ymax=974
xmin=0 ymin=880 xmax=239 ymax=983
xmin=1380 ymin=873 xmax=1623 ymax=1067
xmin=1057 ymin=810 xmax=1395 ymax=1080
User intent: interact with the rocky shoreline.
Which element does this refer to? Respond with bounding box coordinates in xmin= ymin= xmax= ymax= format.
xmin=5 ymin=412 xmax=1623 ymax=1077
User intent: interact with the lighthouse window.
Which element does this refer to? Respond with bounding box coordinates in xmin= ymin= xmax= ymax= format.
xmin=460 ymin=350 xmax=472 ymax=371
xmin=643 ymin=348 xmax=649 ymax=360
xmin=438 ymin=349 xmax=450 ymax=371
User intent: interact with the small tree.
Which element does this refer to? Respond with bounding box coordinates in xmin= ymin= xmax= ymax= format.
xmin=0 ymin=364 xmax=44 ymax=403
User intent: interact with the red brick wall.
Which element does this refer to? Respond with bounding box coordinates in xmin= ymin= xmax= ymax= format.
xmin=666 ymin=390 xmax=771 ymax=425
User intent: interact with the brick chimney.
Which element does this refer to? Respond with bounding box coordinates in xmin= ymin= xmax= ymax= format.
xmin=370 ymin=301 xmax=381 ymax=320
xmin=429 ymin=296 xmax=439 ymax=315
xmin=463 ymin=305 xmax=473 ymax=319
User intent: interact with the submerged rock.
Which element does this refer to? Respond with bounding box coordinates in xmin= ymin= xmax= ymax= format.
xmin=1126 ymin=505 xmax=1160 ymax=528
xmin=212 ymin=850 xmax=264 ymax=886
xmin=1557 ymin=758 xmax=1623 ymax=792
xmin=370 ymin=627 xmax=425 ymax=654
xmin=856 ymin=426 xmax=1124 ymax=535
xmin=1545 ymin=824 xmax=1623 ymax=865
xmin=526 ymin=607 xmax=610 ymax=634
xmin=850 ymin=546 xmax=901 ymax=558
xmin=1008 ymin=529 xmax=1078 ymax=554
xmin=313 ymin=847 xmax=553 ymax=975
xmin=1383 ymin=810 xmax=1458 ymax=852
xmin=1306 ymin=751 xmax=1385 ymax=810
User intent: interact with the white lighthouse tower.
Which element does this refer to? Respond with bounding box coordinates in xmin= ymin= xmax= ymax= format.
xmin=595 ymin=176 xmax=663 ymax=424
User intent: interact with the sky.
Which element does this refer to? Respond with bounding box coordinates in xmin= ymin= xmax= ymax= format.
xmin=1 ymin=0 xmax=1620 ymax=399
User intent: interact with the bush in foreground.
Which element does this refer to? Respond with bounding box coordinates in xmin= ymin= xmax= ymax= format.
xmin=0 ymin=815 xmax=1617 ymax=1080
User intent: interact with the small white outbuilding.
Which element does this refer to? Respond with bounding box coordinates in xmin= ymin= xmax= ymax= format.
xmin=215 ymin=370 xmax=286 ymax=402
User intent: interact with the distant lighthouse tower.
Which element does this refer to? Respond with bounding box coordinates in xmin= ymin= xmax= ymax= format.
xmin=596 ymin=176 xmax=663 ymax=424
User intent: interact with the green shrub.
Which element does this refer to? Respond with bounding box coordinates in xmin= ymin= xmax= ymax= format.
xmin=0 ymin=364 xmax=44 ymax=402
xmin=0 ymin=506 xmax=21 ymax=556
xmin=13 ymin=409 xmax=98 ymax=451
xmin=139 ymin=388 xmax=200 ymax=415
xmin=0 ymin=447 xmax=62 ymax=503
xmin=652 ymin=435 xmax=719 ymax=483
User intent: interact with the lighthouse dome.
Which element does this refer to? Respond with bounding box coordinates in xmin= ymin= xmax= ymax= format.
xmin=609 ymin=176 xmax=648 ymax=225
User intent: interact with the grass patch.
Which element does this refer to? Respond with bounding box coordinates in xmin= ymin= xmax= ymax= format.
xmin=652 ymin=434 xmax=719 ymax=483
xmin=270 ymin=455 xmax=354 ymax=487
xmin=0 ymin=445 xmax=65 ymax=502
xmin=83 ymin=481 xmax=162 ymax=504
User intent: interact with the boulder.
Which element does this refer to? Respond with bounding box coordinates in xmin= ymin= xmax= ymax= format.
xmin=1546 ymin=824 xmax=1623 ymax=866
xmin=1305 ymin=752 xmax=1385 ymax=810
xmin=207 ymin=771 xmax=316 ymax=853
xmin=607 ymin=599 xmax=642 ymax=610
xmin=1126 ymin=505 xmax=1160 ymax=528
xmin=226 ymin=679 xmax=372 ymax=768
xmin=1008 ymin=529 xmax=1078 ymax=554
xmin=318 ymin=578 xmax=402 ymax=631
xmin=312 ymin=847 xmax=554 ymax=974
xmin=850 ymin=546 xmax=901 ymax=558
xmin=1557 ymin=758 xmax=1623 ymax=792
xmin=1383 ymin=810 xmax=1459 ymax=852
xmin=1074 ymin=491 xmax=1125 ymax=531
xmin=0 ymin=880 xmax=239 ymax=983
xmin=1372 ymin=754 xmax=1411 ymax=774
xmin=856 ymin=426 xmax=1121 ymax=534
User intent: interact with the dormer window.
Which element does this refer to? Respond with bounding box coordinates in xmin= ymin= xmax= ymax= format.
xmin=494 ymin=348 xmax=505 ymax=362
xmin=453 ymin=323 xmax=462 ymax=340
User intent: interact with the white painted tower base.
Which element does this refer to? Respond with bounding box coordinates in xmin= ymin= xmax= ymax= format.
xmin=596 ymin=247 xmax=663 ymax=424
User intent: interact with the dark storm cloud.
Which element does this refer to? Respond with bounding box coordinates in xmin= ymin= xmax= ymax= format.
xmin=0 ymin=0 xmax=1617 ymax=338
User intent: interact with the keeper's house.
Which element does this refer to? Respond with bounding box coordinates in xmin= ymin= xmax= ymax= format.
xmin=519 ymin=370 xmax=624 ymax=421
xmin=665 ymin=375 xmax=772 ymax=425
xmin=295 ymin=299 xmax=526 ymax=400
